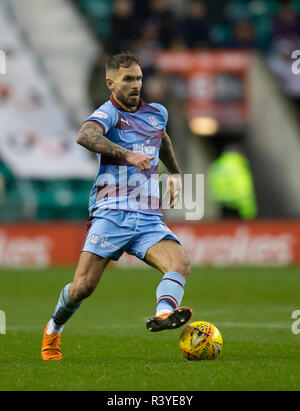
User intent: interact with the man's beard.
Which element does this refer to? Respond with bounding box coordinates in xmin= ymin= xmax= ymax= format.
xmin=116 ymin=91 xmax=140 ymax=108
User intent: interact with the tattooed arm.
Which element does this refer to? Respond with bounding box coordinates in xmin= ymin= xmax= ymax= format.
xmin=76 ymin=121 xmax=154 ymax=172
xmin=159 ymin=132 xmax=182 ymax=208
xmin=159 ymin=132 xmax=181 ymax=175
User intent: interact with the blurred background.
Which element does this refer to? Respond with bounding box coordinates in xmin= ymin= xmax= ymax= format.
xmin=0 ymin=0 xmax=300 ymax=267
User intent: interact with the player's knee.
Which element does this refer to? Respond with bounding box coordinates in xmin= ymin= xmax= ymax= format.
xmin=170 ymin=254 xmax=191 ymax=280
xmin=70 ymin=279 xmax=96 ymax=302
xmin=180 ymin=255 xmax=191 ymax=279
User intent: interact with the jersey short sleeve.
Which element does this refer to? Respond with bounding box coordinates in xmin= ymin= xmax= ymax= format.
xmin=85 ymin=102 xmax=118 ymax=135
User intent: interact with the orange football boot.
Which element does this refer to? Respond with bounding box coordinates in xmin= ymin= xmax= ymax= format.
xmin=41 ymin=322 xmax=62 ymax=360
xmin=146 ymin=306 xmax=193 ymax=332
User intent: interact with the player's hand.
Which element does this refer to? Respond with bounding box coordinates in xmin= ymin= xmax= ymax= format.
xmin=164 ymin=173 xmax=182 ymax=208
xmin=126 ymin=152 xmax=155 ymax=172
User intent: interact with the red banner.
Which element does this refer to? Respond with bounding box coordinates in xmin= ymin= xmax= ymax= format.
xmin=0 ymin=223 xmax=85 ymax=267
xmin=0 ymin=220 xmax=299 ymax=268
xmin=170 ymin=220 xmax=300 ymax=267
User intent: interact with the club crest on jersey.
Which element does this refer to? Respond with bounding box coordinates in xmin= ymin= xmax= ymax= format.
xmin=148 ymin=115 xmax=158 ymax=127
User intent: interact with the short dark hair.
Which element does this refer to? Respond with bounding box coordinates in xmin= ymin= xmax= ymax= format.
xmin=106 ymin=52 xmax=143 ymax=72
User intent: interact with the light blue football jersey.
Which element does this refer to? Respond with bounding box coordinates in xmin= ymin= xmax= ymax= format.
xmin=84 ymin=95 xmax=168 ymax=217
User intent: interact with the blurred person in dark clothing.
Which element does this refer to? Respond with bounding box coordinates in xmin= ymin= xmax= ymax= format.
xmin=88 ymin=49 xmax=111 ymax=109
xmin=107 ymin=0 xmax=140 ymax=54
xmin=272 ymin=1 xmax=300 ymax=42
xmin=229 ymin=20 xmax=257 ymax=49
xmin=179 ymin=0 xmax=210 ymax=48
xmin=133 ymin=0 xmax=149 ymax=19
xmin=132 ymin=21 xmax=162 ymax=86
xmin=145 ymin=0 xmax=177 ymax=48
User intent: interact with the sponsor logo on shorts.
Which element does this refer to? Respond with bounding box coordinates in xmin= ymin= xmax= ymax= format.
xmin=100 ymin=235 xmax=118 ymax=250
xmin=90 ymin=234 xmax=99 ymax=244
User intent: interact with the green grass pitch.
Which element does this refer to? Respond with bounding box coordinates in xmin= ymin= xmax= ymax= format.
xmin=1 ymin=264 xmax=300 ymax=391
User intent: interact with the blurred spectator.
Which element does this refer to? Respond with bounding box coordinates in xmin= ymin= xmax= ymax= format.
xmin=144 ymin=0 xmax=177 ymax=48
xmin=207 ymin=148 xmax=258 ymax=220
xmin=132 ymin=21 xmax=162 ymax=83
xmin=179 ymin=0 xmax=210 ymax=48
xmin=106 ymin=0 xmax=140 ymax=54
xmin=88 ymin=49 xmax=111 ymax=109
xmin=272 ymin=1 xmax=300 ymax=42
xmin=133 ymin=0 xmax=149 ymax=19
xmin=229 ymin=20 xmax=257 ymax=49
xmin=224 ymin=0 xmax=252 ymax=22
xmin=73 ymin=0 xmax=300 ymax=54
